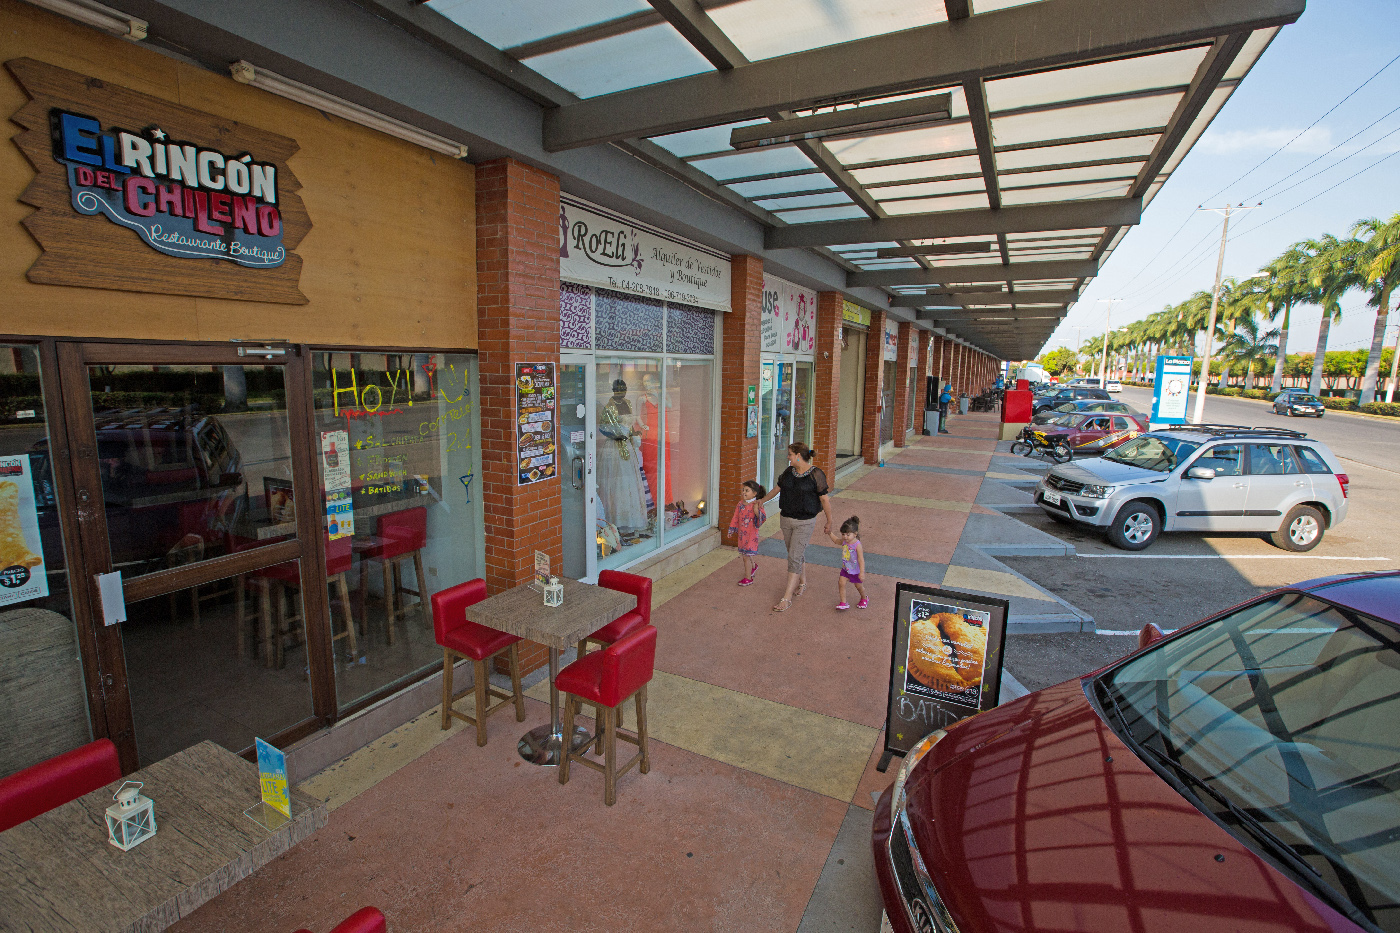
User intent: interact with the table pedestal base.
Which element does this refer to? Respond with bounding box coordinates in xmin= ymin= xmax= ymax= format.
xmin=518 ymin=724 xmax=595 ymax=766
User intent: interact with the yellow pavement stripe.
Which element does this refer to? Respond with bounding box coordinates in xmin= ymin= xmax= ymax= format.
xmin=529 ymin=670 xmax=876 ymax=802
xmin=941 ymin=565 xmax=1055 ymax=601
xmin=651 ymin=546 xmax=738 ymax=609
xmin=986 ymin=471 xmax=1034 ymax=480
xmin=834 ymin=489 xmax=972 ymax=513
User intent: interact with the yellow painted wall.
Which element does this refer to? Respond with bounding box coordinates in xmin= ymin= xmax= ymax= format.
xmin=0 ymin=0 xmax=476 ymax=348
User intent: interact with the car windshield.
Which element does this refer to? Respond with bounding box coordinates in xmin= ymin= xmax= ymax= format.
xmin=1101 ymin=434 xmax=1199 ymax=472
xmin=1290 ymin=394 xmax=1320 ymax=403
xmin=1098 ymin=592 xmax=1400 ymax=933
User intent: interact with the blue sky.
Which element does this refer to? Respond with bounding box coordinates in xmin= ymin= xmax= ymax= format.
xmin=1054 ymin=0 xmax=1400 ymax=360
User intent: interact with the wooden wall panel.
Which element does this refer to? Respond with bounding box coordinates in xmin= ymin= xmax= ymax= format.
xmin=0 ymin=0 xmax=476 ymax=349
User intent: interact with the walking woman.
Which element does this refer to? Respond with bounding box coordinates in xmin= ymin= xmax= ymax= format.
xmin=770 ymin=442 xmax=834 ymax=612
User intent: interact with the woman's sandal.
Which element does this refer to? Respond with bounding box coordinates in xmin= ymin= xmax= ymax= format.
xmin=795 ymin=579 xmax=807 ymax=597
xmin=772 ymin=598 xmax=792 ymax=612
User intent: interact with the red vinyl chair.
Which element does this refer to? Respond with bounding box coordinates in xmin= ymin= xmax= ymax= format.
xmin=431 ymin=579 xmax=526 ymax=747
xmin=293 ymin=906 xmax=386 ymax=933
xmin=557 ymin=625 xmax=656 ymax=806
xmin=575 ymin=570 xmax=651 ymax=662
xmin=0 ymin=738 xmax=122 ymax=832
xmin=358 ymin=507 xmax=428 ymax=645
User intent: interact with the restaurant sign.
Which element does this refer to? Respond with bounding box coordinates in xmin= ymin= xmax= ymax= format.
xmin=560 ymin=195 xmax=730 ymax=313
xmin=8 ymin=58 xmax=310 ymax=304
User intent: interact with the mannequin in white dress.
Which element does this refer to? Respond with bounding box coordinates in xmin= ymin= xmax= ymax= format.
xmin=596 ymin=379 xmax=649 ymax=534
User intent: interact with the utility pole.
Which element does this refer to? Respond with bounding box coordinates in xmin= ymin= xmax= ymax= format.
xmin=1096 ymin=299 xmax=1121 ymax=385
xmin=1193 ymin=203 xmax=1260 ymax=424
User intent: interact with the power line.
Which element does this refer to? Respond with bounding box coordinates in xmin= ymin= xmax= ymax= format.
xmin=1230 ymin=146 xmax=1400 ymax=240
xmin=1243 ymin=104 xmax=1400 ymax=202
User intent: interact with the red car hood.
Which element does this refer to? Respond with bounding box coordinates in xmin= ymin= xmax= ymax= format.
xmin=902 ymin=679 xmax=1359 ymax=933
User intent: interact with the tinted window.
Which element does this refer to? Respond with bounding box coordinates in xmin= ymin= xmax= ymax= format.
xmin=1197 ymin=444 xmax=1243 ymax=477
xmin=1102 ymin=435 xmax=1198 ymax=473
xmin=1296 ymin=446 xmax=1333 ymax=474
xmin=1084 ymin=417 xmax=1109 ymax=431
xmin=1248 ymin=443 xmax=1301 ymax=475
xmin=1111 ymin=416 xmax=1132 ymax=431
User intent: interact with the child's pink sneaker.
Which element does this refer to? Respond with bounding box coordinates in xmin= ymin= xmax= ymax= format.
xmin=857 ymin=598 xmax=869 ymax=609
xmin=836 ymin=602 xmax=850 ymax=610
xmin=738 ymin=576 xmax=753 ymax=586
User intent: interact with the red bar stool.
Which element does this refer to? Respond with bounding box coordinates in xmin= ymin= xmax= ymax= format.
xmin=358 ymin=507 xmax=428 ymax=644
xmin=0 ymin=739 xmax=122 ymax=832
xmin=557 ymin=625 xmax=656 ymax=806
xmin=431 ymin=579 xmax=525 ymax=747
xmin=293 ymin=906 xmax=386 ymax=933
xmin=244 ymin=535 xmax=358 ymax=667
xmin=575 ymin=569 xmax=650 ymax=662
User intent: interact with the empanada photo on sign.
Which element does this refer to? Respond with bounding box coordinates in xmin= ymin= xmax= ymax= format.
xmin=0 ymin=481 xmax=41 ymax=570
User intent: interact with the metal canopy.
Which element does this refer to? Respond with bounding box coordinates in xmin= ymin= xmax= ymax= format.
xmin=414 ymin=0 xmax=1302 ymax=359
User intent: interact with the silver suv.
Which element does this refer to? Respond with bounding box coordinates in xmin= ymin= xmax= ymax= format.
xmin=1034 ymin=425 xmax=1349 ymax=551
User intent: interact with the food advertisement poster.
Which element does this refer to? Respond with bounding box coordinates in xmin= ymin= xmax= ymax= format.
xmin=516 ymin=362 xmax=558 ymax=486
xmin=321 ymin=430 xmax=354 ymax=540
xmin=0 ymin=455 xmax=48 ymax=608
xmin=884 ymin=583 xmax=1008 ymax=760
xmin=255 ymin=738 xmax=291 ymax=817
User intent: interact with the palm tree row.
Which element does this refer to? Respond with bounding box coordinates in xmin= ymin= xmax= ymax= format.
xmin=1084 ymin=211 xmax=1400 ymax=404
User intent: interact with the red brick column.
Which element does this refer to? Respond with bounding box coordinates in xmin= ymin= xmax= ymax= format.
xmin=861 ymin=309 xmax=887 ymax=463
xmin=476 ymin=158 xmax=561 ymax=673
xmin=892 ymin=321 xmax=913 ymax=447
xmin=914 ymin=330 xmax=930 ymax=435
xmin=812 ymin=292 xmax=843 ymax=479
xmin=718 ymin=255 xmax=763 ymax=523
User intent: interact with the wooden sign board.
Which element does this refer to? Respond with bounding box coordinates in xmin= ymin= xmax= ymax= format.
xmin=880 ymin=582 xmax=1009 ymax=770
xmin=7 ymin=57 xmax=310 ymax=304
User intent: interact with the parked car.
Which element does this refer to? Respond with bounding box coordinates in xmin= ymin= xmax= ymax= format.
xmin=874 ymin=571 xmax=1400 ymax=933
xmin=1274 ymin=389 xmax=1326 ymax=417
xmin=1030 ymin=399 xmax=1143 ymax=425
xmin=1033 ymin=425 xmax=1347 ymax=551
xmin=1069 ymin=377 xmax=1102 ymax=388
xmin=1105 ymin=378 xmax=1123 ymax=392
xmin=1031 ymin=386 xmax=1113 ymax=414
xmin=1019 ymin=412 xmax=1147 ymax=460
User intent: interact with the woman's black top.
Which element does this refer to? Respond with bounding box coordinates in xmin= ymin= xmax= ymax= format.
xmin=776 ymin=465 xmax=828 ymax=520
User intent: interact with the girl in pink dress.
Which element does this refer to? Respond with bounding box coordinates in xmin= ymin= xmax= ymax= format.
xmin=728 ymin=480 xmax=767 ymax=586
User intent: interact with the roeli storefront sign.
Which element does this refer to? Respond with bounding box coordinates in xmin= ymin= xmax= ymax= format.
xmin=8 ymin=57 xmax=310 ymax=303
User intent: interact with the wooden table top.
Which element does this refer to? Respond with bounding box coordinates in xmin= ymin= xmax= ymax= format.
xmin=463 ymin=579 xmax=636 ymax=649
xmin=0 ymin=740 xmax=326 ymax=933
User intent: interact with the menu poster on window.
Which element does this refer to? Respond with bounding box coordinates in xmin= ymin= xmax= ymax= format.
xmin=516 ymin=362 xmax=558 ymax=486
xmin=882 ymin=583 xmax=1007 ymax=764
xmin=0 ymin=455 xmax=48 ymax=608
xmin=321 ymin=429 xmax=354 ymax=540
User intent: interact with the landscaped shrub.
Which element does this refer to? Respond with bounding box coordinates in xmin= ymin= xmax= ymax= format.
xmin=1359 ymin=401 xmax=1400 ymax=417
xmin=1321 ymin=397 xmax=1358 ymax=411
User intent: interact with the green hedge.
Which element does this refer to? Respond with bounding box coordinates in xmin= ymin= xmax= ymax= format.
xmin=1321 ymin=397 xmax=1358 ymax=411
xmin=1359 ymin=401 xmax=1400 ymax=417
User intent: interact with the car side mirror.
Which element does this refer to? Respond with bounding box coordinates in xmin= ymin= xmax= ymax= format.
xmin=1187 ymin=466 xmax=1216 ymax=480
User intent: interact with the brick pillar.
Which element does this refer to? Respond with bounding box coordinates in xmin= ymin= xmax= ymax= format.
xmin=914 ymin=330 xmax=930 ymax=435
xmin=812 ymin=292 xmax=843 ymax=479
xmin=476 ymin=159 xmax=561 ymax=674
xmin=718 ymin=255 xmax=763 ymax=523
xmin=861 ymin=309 xmax=887 ymax=463
xmin=892 ymin=321 xmax=913 ymax=447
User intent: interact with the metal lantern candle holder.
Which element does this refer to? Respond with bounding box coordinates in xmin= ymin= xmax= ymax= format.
xmin=543 ymin=576 xmax=564 ymax=607
xmin=105 ymin=781 xmax=157 ymax=851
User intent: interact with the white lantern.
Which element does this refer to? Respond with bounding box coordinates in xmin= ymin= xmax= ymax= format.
xmin=543 ymin=576 xmax=564 ymax=608
xmin=105 ymin=781 xmax=157 ymax=851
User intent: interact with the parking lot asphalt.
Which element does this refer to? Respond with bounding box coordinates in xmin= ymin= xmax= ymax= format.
xmin=993 ymin=391 xmax=1399 ymax=691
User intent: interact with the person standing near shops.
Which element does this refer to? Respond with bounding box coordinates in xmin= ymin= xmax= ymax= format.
xmin=770 ymin=442 xmax=834 ymax=613
xmin=937 ymin=382 xmax=953 ymax=434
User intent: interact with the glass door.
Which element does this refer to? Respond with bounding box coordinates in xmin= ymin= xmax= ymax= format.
xmin=559 ymin=354 xmax=596 ymax=582
xmin=758 ymin=360 xmax=776 ymax=488
xmin=793 ymin=361 xmax=813 ymax=451
xmin=56 ymin=342 xmax=326 ymax=771
xmin=772 ymin=360 xmax=794 ymax=480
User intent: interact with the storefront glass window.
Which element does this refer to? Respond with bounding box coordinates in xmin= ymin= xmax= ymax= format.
xmin=312 ymin=352 xmax=484 ymax=711
xmin=665 ymin=358 xmax=713 ymax=539
xmin=0 ymin=345 xmax=92 ymax=774
xmin=794 ymin=361 xmax=813 ymax=449
xmin=596 ymin=359 xmax=661 ymax=570
xmin=881 ymin=361 xmax=897 ymax=444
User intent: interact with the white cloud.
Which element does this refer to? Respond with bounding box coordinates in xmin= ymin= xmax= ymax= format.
xmin=1197 ymin=125 xmax=1335 ymax=155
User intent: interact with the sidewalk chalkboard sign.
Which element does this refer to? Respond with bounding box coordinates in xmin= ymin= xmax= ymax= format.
xmin=879 ymin=582 xmax=1009 ymax=770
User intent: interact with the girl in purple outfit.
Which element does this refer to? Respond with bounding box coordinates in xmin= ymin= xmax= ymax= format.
xmin=827 ymin=516 xmax=868 ymax=609
xmin=727 ymin=480 xmax=767 ymax=586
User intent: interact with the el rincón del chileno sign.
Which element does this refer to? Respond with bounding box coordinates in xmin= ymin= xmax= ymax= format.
xmin=50 ymin=109 xmax=287 ymax=268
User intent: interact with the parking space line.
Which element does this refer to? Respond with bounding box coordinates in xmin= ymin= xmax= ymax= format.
xmin=1076 ymin=555 xmax=1391 ymax=560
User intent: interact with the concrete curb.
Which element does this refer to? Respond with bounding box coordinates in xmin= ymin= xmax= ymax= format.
xmin=1122 ymin=383 xmax=1400 ymax=423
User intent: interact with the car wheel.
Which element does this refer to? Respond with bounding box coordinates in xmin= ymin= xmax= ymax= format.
xmin=1051 ymin=442 xmax=1073 ymax=463
xmin=1271 ymin=505 xmax=1325 ymax=552
xmin=1106 ymin=500 xmax=1160 ymax=551
xmin=1316 ymin=412 xmax=1324 ymax=418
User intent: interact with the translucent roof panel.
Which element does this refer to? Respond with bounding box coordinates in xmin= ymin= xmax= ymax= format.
xmin=828 ymin=121 xmax=977 ymax=167
xmin=771 ymin=205 xmax=870 ymax=223
xmin=1163 ymin=85 xmax=1234 ymax=175
xmin=652 ymin=121 xmax=767 ymax=158
xmin=1000 ymin=181 xmax=1131 ymax=205
xmin=726 ymin=173 xmax=832 ymax=197
xmin=1225 ymin=28 xmax=1280 ymax=81
xmin=425 ymin=0 xmax=649 ymax=50
xmin=985 ymin=47 xmax=1207 ymax=112
xmin=754 ymin=192 xmax=854 ymax=210
xmin=851 ymin=154 xmax=983 ymax=186
xmin=882 ymin=193 xmax=991 ymax=215
xmin=709 ymin=0 xmax=946 ymax=62
xmin=972 ymin=0 xmax=1044 ymax=11
xmin=690 ymin=147 xmax=818 ymax=181
xmin=992 ymin=95 xmax=1181 ymax=148
xmin=869 ymin=178 xmax=985 ymax=201
xmin=999 ymin=164 xmax=1142 ymax=188
xmin=995 ymin=136 xmax=1158 ymax=171
xmin=524 ymin=23 xmax=714 ymax=99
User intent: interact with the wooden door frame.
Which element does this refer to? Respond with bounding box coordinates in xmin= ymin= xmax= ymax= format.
xmin=51 ymin=339 xmax=333 ymax=771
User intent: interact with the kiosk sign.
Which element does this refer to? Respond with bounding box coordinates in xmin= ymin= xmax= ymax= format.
xmin=1152 ymin=355 xmax=1193 ymax=425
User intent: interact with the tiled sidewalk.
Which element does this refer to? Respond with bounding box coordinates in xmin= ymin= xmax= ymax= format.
xmin=170 ymin=413 xmax=1062 ymax=933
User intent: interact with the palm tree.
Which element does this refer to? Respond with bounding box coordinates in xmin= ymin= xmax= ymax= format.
xmin=1219 ymin=312 xmax=1280 ymax=391
xmin=1212 ymin=278 xmax=1264 ymax=390
xmin=1301 ymin=235 xmax=1363 ymax=396
xmin=1260 ymin=243 xmax=1310 ymax=393
xmin=1352 ymin=213 xmax=1400 ymax=404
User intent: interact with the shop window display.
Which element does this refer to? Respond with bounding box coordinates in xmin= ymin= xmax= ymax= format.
xmin=312 ymin=352 xmax=484 ymax=711
xmin=596 ymin=361 xmax=661 ymax=568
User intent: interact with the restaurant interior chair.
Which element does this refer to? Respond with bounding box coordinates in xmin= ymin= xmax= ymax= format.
xmin=431 ymin=579 xmax=526 ymax=747
xmin=575 ymin=569 xmax=650 ymax=662
xmin=358 ymin=506 xmax=428 ymax=645
xmin=242 ymin=535 xmax=358 ymax=668
xmin=292 ymin=906 xmax=386 ymax=933
xmin=0 ymin=738 xmax=122 ymax=832
xmin=557 ymin=624 xmax=656 ymax=806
